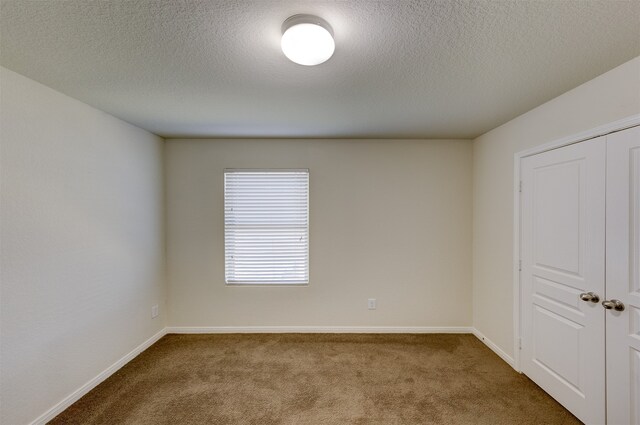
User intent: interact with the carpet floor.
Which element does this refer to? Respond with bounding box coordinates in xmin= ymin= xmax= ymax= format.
xmin=50 ymin=334 xmax=581 ymax=424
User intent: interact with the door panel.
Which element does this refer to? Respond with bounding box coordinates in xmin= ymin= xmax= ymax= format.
xmin=532 ymin=305 xmax=582 ymax=391
xmin=606 ymin=126 xmax=640 ymax=425
xmin=633 ymin=349 xmax=640 ymax=425
xmin=533 ymin=161 xmax=582 ymax=274
xmin=521 ymin=137 xmax=606 ymax=424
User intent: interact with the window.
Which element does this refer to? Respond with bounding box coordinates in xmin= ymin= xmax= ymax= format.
xmin=224 ymin=169 xmax=309 ymax=285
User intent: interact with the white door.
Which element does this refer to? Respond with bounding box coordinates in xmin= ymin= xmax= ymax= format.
xmin=606 ymin=126 xmax=640 ymax=425
xmin=521 ymin=137 xmax=606 ymax=424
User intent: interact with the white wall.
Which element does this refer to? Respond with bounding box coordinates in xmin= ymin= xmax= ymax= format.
xmin=166 ymin=139 xmax=472 ymax=329
xmin=472 ymin=56 xmax=640 ymax=360
xmin=0 ymin=67 xmax=166 ymax=425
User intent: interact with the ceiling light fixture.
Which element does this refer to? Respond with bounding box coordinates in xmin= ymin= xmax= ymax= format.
xmin=281 ymin=14 xmax=335 ymax=66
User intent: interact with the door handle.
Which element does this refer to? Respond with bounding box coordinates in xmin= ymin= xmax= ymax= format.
xmin=579 ymin=292 xmax=600 ymax=303
xmin=602 ymin=299 xmax=625 ymax=311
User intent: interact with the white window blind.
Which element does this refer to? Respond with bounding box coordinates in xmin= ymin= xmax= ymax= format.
xmin=224 ymin=169 xmax=309 ymax=285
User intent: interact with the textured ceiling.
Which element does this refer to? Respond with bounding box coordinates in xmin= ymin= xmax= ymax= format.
xmin=1 ymin=0 xmax=639 ymax=139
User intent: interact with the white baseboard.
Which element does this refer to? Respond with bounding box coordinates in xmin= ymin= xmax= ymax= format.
xmin=472 ymin=328 xmax=516 ymax=369
xmin=166 ymin=326 xmax=474 ymax=334
xmin=29 ymin=328 xmax=167 ymax=425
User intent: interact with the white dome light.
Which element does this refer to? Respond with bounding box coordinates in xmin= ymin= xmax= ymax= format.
xmin=281 ymin=15 xmax=335 ymax=66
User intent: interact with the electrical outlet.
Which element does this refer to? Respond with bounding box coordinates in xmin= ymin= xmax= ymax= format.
xmin=151 ymin=304 xmax=159 ymax=319
xmin=368 ymin=298 xmax=376 ymax=310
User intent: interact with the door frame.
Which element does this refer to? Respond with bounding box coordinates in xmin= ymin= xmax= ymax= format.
xmin=512 ymin=114 xmax=640 ymax=372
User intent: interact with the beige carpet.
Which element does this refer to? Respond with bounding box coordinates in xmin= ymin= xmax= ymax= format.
xmin=50 ymin=334 xmax=580 ymax=424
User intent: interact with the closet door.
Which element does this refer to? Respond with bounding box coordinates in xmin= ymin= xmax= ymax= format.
xmin=520 ymin=137 xmax=606 ymax=424
xmin=606 ymin=126 xmax=640 ymax=425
